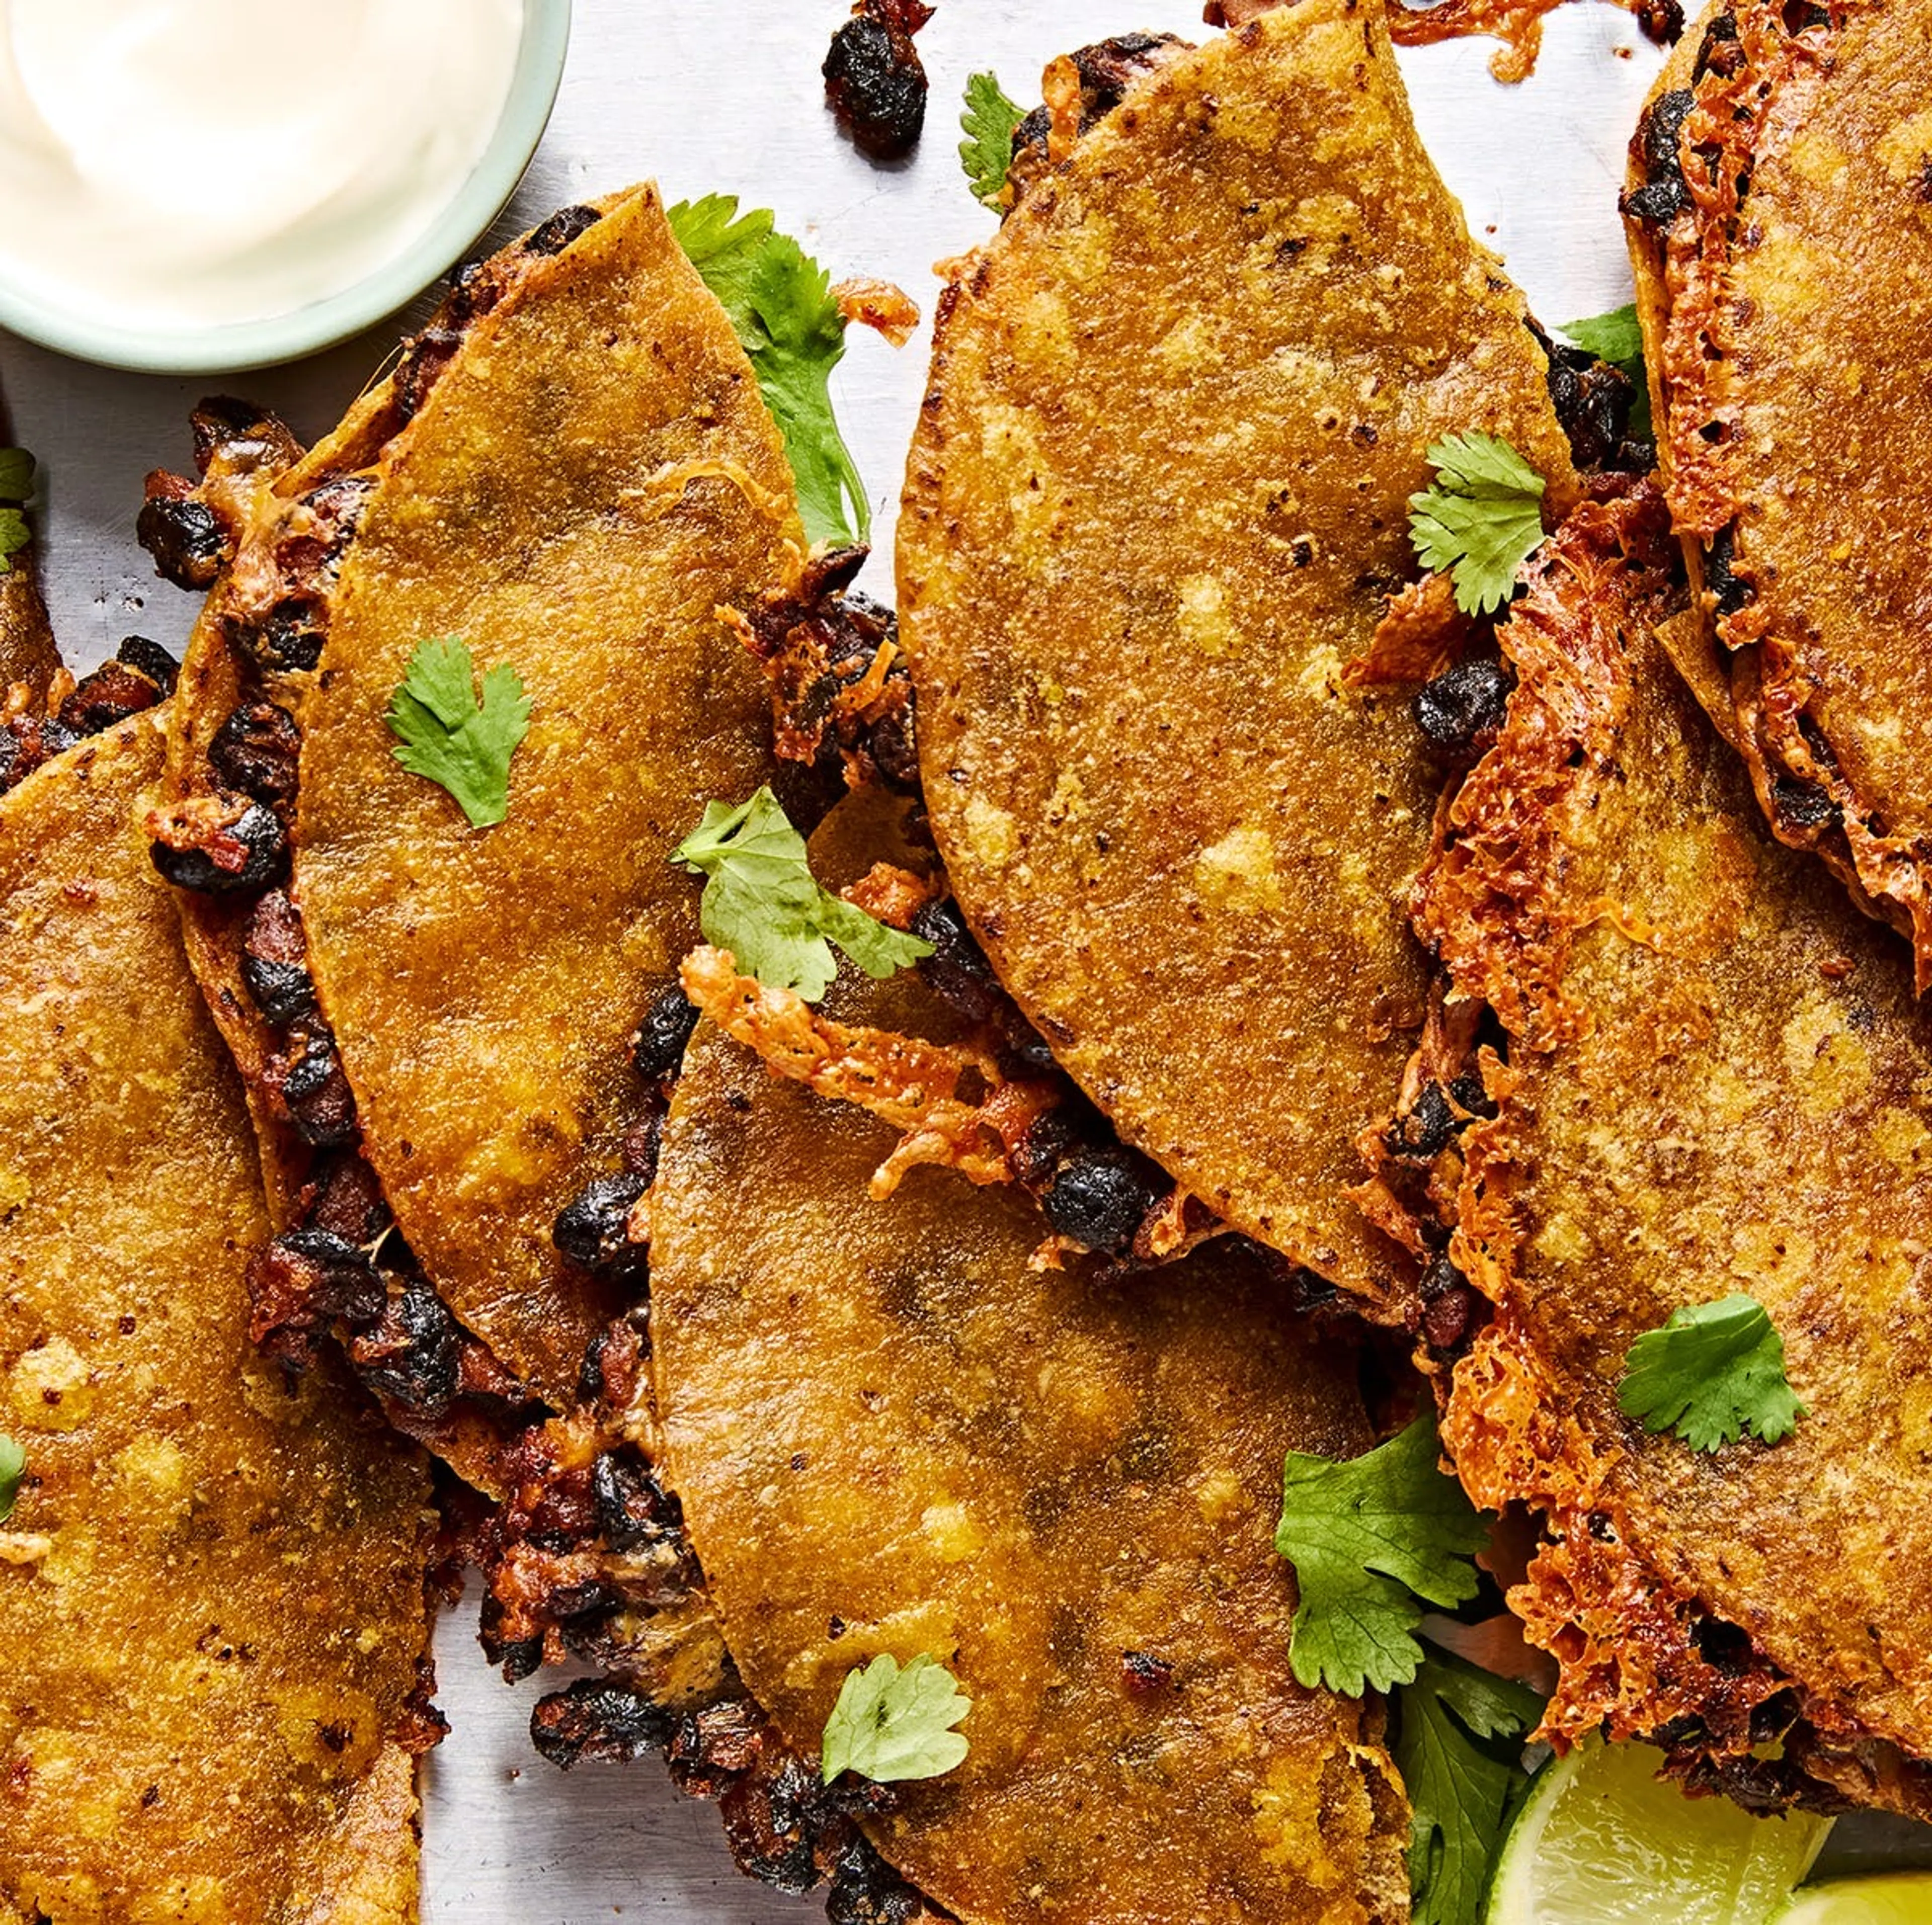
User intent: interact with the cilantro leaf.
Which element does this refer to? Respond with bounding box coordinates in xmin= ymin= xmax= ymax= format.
xmin=821 ymin=1652 xmax=971 ymax=1785
xmin=1558 ymin=303 xmax=1651 ymax=440
xmin=1408 ymin=432 xmax=1549 ymax=618
xmin=0 ymin=1434 xmax=24 ymax=1523
xmin=1618 ymin=1291 xmax=1805 ymax=1451
xmin=672 ymin=785 xmax=932 ymax=1001
xmin=667 ymin=195 xmax=868 ymax=548
xmin=960 ymin=72 xmax=1025 ymax=210
xmin=0 ymin=447 xmax=34 ymax=576
xmin=1396 ymin=1647 xmax=1545 ymax=1925
xmin=386 ymin=636 xmax=532 ymax=829
xmin=1275 ymin=1414 xmax=1489 ymax=1695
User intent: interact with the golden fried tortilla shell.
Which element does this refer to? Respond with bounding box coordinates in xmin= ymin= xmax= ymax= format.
xmin=0 ymin=714 xmax=434 ymax=1920
xmin=651 ymin=977 xmax=1410 ymax=1924
xmin=1630 ymin=0 xmax=1932 ymax=977
xmin=901 ymin=1 xmax=1577 ymax=1297
xmin=1429 ymin=495 xmax=1932 ymax=1810
xmin=295 ymin=184 xmax=799 ymax=1405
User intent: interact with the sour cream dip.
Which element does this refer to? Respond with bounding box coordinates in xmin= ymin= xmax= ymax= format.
xmin=0 ymin=0 xmax=527 ymax=334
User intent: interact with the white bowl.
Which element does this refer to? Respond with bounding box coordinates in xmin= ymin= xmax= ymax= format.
xmin=0 ymin=0 xmax=572 ymax=375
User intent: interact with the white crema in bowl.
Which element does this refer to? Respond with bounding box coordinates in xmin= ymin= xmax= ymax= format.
xmin=0 ymin=0 xmax=527 ymax=332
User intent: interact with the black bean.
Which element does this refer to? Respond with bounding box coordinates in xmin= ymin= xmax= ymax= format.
xmin=530 ymin=1679 xmax=676 ymax=1769
xmin=115 ymin=635 xmax=180 ymax=695
xmin=1621 ymin=89 xmax=1696 ymax=225
xmin=911 ymin=897 xmax=1001 ymax=1025
xmin=824 ymin=14 xmax=928 ymax=161
xmin=631 ymin=986 xmax=700 ymax=1080
xmin=242 ymin=954 xmax=314 ymax=1026
xmin=1773 ymin=775 xmax=1840 ymax=832
xmin=1448 ymin=1071 xmax=1497 ymax=1120
xmin=351 ymin=1279 xmax=462 ymax=1415
xmin=1040 ymin=1148 xmax=1160 ymax=1254
xmin=1705 ymin=523 xmax=1753 ymax=617
xmin=552 ymin=1173 xmax=651 ymax=1275
xmin=282 ymin=1040 xmax=357 ymax=1148
xmin=525 ymin=204 xmax=603 ymax=256
xmin=825 ymin=1837 xmax=928 ymax=1925
xmin=1414 ymin=657 xmax=1516 ymax=759
xmin=276 ymin=1227 xmax=384 ymax=1324
xmin=149 ymin=802 xmax=288 ymax=894
xmin=135 ymin=494 xmax=228 ymax=591
xmin=209 ymin=699 xmax=302 ymax=805
xmin=1387 ymin=1081 xmax=1456 ymax=1160
xmin=592 ymin=1449 xmax=682 ymax=1554
xmin=56 ymin=661 xmax=163 ymax=737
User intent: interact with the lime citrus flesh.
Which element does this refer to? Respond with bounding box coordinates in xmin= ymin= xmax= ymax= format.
xmin=1777 ymin=1873 xmax=1932 ymax=1923
xmin=1485 ymin=1736 xmax=1832 ymax=1925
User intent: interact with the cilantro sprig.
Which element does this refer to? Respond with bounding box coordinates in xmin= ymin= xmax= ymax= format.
xmin=1275 ymin=1414 xmax=1489 ymax=1695
xmin=959 ymin=72 xmax=1025 ymax=210
xmin=668 ymin=196 xmax=869 ymax=548
xmin=1408 ymin=432 xmax=1549 ymax=617
xmin=385 ymin=636 xmax=532 ymax=829
xmin=1558 ymin=303 xmax=1650 ymax=440
xmin=1395 ymin=1647 xmax=1545 ymax=1925
xmin=1618 ymin=1292 xmax=1805 ymax=1452
xmin=821 ymin=1652 xmax=971 ymax=1785
xmin=672 ymin=786 xmax=932 ymax=1001
xmin=0 ymin=448 xmax=35 ymax=575
xmin=0 ymin=1434 xmax=25 ymax=1523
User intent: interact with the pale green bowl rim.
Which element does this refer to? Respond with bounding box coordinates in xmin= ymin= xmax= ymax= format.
xmin=0 ymin=0 xmax=572 ymax=375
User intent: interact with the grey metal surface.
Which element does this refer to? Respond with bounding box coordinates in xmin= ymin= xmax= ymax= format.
xmin=2 ymin=4 xmax=1685 ymax=1916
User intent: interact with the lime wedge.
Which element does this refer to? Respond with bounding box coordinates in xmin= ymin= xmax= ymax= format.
xmin=1777 ymin=1873 xmax=1932 ymax=1922
xmin=1485 ymin=1736 xmax=1832 ymax=1925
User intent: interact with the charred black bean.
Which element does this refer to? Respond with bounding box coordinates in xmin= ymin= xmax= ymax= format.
xmin=1040 ymin=1147 xmax=1161 ymax=1254
xmin=824 ymin=1837 xmax=928 ymax=1925
xmin=56 ymin=661 xmax=163 ymax=736
xmin=351 ymin=1279 xmax=463 ymax=1415
xmin=1773 ymin=775 xmax=1840 ymax=832
xmin=552 ymin=1172 xmax=651 ymax=1276
xmin=282 ymin=1039 xmax=357 ymax=1148
xmin=525 ymin=204 xmax=603 ymax=256
xmin=242 ymin=954 xmax=314 ymax=1025
xmin=1387 ymin=1081 xmax=1456 ymax=1160
xmin=276 ymin=1227 xmax=385 ymax=1324
xmin=1622 ymin=88 xmax=1696 ymax=224
xmin=530 ymin=1679 xmax=676 ymax=1769
xmin=209 ymin=699 xmax=302 ymax=804
xmin=591 ymin=1449 xmax=683 ymax=1553
xmin=911 ymin=897 xmax=1002 ymax=1025
xmin=823 ymin=10 xmax=929 ymax=161
xmin=1414 ymin=656 xmax=1516 ymax=759
xmin=1705 ymin=523 xmax=1753 ymax=616
xmin=1539 ymin=334 xmax=1636 ymax=472
xmin=136 ymin=493 xmax=228 ymax=591
xmin=631 ymin=986 xmax=700 ymax=1080
xmin=115 ymin=635 xmax=180 ymax=695
xmin=149 ymin=801 xmax=288 ymax=894
xmin=1448 ymin=1070 xmax=1497 ymax=1120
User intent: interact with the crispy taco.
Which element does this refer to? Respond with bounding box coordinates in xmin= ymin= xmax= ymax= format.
xmin=0 ymin=709 xmax=436 ymax=1920
xmin=899 ymin=2 xmax=1584 ymax=1308
xmin=636 ymin=808 xmax=1411 ymax=1924
xmin=1388 ymin=484 xmax=1932 ymax=1817
xmin=1624 ymin=0 xmax=1932 ymax=984
xmin=144 ymin=185 xmax=807 ymax=1494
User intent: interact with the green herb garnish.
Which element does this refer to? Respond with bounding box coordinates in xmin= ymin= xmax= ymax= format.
xmin=1619 ymin=1292 xmax=1804 ymax=1452
xmin=668 ymin=195 xmax=869 ymax=549
xmin=0 ymin=1435 xmax=25 ymax=1523
xmin=672 ymin=785 xmax=932 ymax=1001
xmin=385 ymin=636 xmax=532 ymax=829
xmin=1558 ymin=303 xmax=1651 ymax=440
xmin=1275 ymin=1414 xmax=1489 ymax=1695
xmin=959 ymin=72 xmax=1026 ymax=210
xmin=0 ymin=447 xmax=35 ymax=575
xmin=821 ymin=1652 xmax=972 ymax=1786
xmin=1408 ymin=432 xmax=1549 ymax=618
xmin=1396 ymin=1647 xmax=1545 ymax=1925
